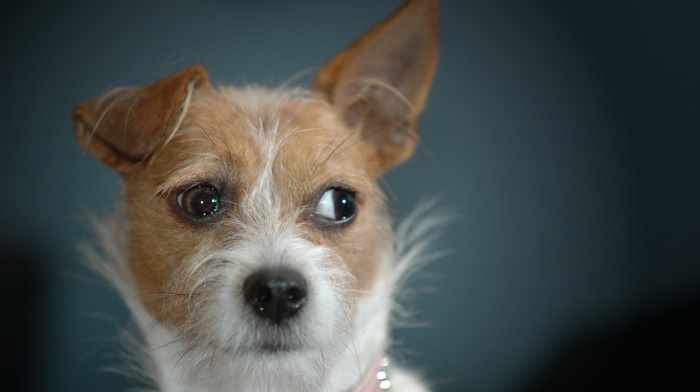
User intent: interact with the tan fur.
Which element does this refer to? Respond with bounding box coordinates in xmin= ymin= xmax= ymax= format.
xmin=314 ymin=0 xmax=439 ymax=173
xmin=74 ymin=66 xmax=209 ymax=172
xmin=74 ymin=1 xmax=439 ymax=390
xmin=119 ymin=87 xmax=392 ymax=325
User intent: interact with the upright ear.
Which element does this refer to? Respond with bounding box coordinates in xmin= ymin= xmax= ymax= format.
xmin=313 ymin=0 xmax=439 ymax=174
xmin=73 ymin=65 xmax=210 ymax=173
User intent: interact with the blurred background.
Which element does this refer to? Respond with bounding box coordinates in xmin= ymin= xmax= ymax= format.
xmin=2 ymin=0 xmax=699 ymax=390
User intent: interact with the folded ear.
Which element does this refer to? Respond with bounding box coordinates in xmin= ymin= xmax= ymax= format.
xmin=73 ymin=65 xmax=210 ymax=172
xmin=313 ymin=0 xmax=439 ymax=175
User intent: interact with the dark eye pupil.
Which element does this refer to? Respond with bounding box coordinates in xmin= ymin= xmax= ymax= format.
xmin=192 ymin=192 xmax=217 ymax=214
xmin=179 ymin=185 xmax=220 ymax=217
xmin=333 ymin=189 xmax=356 ymax=221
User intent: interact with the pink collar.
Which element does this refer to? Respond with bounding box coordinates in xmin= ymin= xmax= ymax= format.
xmin=352 ymin=355 xmax=392 ymax=392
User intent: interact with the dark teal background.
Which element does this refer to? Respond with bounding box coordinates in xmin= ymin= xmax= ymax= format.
xmin=2 ymin=0 xmax=699 ymax=390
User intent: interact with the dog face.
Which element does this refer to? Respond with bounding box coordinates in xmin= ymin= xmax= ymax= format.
xmin=115 ymin=86 xmax=392 ymax=344
xmin=74 ymin=0 xmax=438 ymax=387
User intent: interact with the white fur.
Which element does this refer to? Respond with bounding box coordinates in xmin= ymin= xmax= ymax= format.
xmin=80 ymin=86 xmax=441 ymax=391
xmin=82 ymin=199 xmax=441 ymax=391
xmin=79 ymin=82 xmax=440 ymax=392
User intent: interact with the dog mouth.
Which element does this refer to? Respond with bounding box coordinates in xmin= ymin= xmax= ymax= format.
xmin=258 ymin=341 xmax=297 ymax=353
xmin=235 ymin=335 xmax=303 ymax=354
xmin=239 ymin=322 xmax=306 ymax=354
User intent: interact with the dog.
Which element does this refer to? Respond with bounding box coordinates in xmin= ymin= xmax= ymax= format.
xmin=73 ymin=0 xmax=439 ymax=390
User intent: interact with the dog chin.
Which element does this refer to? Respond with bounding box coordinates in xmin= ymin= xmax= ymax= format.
xmin=231 ymin=322 xmax=344 ymax=357
xmin=232 ymin=334 xmax=308 ymax=355
xmin=255 ymin=340 xmax=302 ymax=353
xmin=173 ymin=347 xmax=330 ymax=392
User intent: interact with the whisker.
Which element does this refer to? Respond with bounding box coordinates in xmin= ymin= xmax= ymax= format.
xmin=279 ymin=67 xmax=316 ymax=90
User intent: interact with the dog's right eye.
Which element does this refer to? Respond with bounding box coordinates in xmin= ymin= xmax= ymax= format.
xmin=177 ymin=185 xmax=220 ymax=218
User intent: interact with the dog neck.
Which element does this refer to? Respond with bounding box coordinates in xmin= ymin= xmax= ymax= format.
xmin=352 ymin=355 xmax=392 ymax=392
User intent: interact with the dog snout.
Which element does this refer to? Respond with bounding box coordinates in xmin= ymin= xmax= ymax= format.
xmin=242 ymin=268 xmax=308 ymax=324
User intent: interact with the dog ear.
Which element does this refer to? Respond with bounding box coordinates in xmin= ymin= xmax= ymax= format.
xmin=313 ymin=0 xmax=439 ymax=175
xmin=73 ymin=65 xmax=210 ymax=172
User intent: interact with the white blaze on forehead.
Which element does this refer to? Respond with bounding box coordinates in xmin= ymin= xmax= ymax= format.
xmin=221 ymin=86 xmax=312 ymax=208
xmin=248 ymin=116 xmax=281 ymax=205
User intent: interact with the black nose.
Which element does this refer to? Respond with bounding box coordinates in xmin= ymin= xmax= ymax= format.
xmin=242 ymin=268 xmax=308 ymax=324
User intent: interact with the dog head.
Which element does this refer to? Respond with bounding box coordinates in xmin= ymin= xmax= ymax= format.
xmin=74 ymin=0 xmax=438 ymax=389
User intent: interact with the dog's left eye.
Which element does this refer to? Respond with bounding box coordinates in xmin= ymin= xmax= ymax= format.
xmin=316 ymin=188 xmax=357 ymax=223
xmin=177 ymin=184 xmax=220 ymax=218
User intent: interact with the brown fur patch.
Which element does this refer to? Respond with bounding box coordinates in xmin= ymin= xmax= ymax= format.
xmin=118 ymin=87 xmax=391 ymax=325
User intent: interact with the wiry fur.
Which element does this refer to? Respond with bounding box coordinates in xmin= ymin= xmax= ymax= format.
xmin=78 ymin=85 xmax=442 ymax=391
xmin=74 ymin=2 xmax=441 ymax=390
xmin=82 ymin=197 xmax=443 ymax=391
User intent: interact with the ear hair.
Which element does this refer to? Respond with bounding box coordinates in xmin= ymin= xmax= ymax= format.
xmin=314 ymin=0 xmax=439 ymax=175
xmin=73 ymin=65 xmax=210 ymax=172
